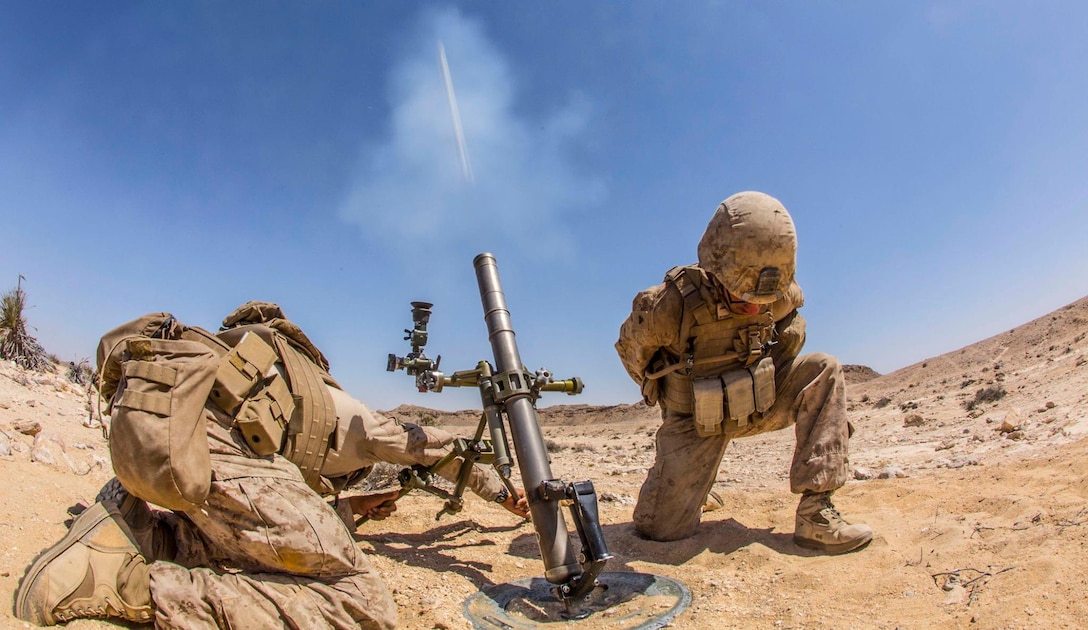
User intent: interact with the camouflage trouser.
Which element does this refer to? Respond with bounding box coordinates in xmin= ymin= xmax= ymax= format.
xmin=633 ymin=352 xmax=851 ymax=542
xmin=132 ymin=419 xmax=397 ymax=629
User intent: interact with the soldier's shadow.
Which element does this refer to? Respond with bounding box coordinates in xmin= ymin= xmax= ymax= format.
xmin=353 ymin=515 xmax=817 ymax=591
xmin=353 ymin=519 xmax=533 ymax=589
xmin=507 ymin=517 xmax=817 ymax=568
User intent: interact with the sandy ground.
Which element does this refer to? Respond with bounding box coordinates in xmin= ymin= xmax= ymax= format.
xmin=2 ymin=296 xmax=1087 ymax=629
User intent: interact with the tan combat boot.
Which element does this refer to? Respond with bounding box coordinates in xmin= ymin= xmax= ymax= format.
xmin=99 ymin=477 xmax=177 ymax=562
xmin=15 ymin=501 xmax=154 ymax=625
xmin=793 ymin=491 xmax=873 ymax=554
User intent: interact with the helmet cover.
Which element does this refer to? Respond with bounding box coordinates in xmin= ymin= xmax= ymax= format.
xmin=697 ymin=191 xmax=797 ymax=304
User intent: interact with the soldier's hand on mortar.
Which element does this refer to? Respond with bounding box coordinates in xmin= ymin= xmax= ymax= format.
xmin=501 ymin=488 xmax=530 ymax=519
xmin=348 ymin=489 xmax=401 ymax=521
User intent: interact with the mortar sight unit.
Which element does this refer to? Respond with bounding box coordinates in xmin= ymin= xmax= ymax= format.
xmin=386 ymin=301 xmax=443 ymax=391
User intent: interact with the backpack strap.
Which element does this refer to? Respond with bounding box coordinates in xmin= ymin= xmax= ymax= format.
xmin=664 ymin=265 xmax=722 ymax=327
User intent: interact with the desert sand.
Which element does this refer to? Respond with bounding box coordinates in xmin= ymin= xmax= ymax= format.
xmin=2 ymin=296 xmax=1087 ymax=629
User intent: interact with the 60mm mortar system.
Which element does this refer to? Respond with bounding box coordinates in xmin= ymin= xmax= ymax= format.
xmin=387 ymin=253 xmax=611 ymax=607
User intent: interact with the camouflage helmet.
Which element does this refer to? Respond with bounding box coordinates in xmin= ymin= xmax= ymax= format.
xmin=697 ymin=191 xmax=797 ymax=304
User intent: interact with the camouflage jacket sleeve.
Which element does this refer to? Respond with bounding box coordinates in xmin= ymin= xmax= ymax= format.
xmin=769 ymin=280 xmax=807 ymax=369
xmin=364 ymin=420 xmax=505 ymax=501
xmin=614 ymin=282 xmax=685 ymax=384
xmin=321 ymin=391 xmax=505 ymax=501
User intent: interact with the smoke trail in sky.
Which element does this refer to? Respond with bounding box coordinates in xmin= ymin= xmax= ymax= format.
xmin=439 ymin=41 xmax=473 ymax=185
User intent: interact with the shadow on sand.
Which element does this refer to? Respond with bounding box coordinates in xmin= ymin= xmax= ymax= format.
xmin=352 ymin=511 xmax=829 ymax=595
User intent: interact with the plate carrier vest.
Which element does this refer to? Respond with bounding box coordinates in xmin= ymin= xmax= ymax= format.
xmin=657 ymin=266 xmax=778 ymax=436
xmin=212 ymin=303 xmax=338 ymax=494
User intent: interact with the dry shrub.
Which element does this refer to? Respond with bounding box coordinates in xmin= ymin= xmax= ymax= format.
xmin=964 ymin=385 xmax=1007 ymax=411
xmin=0 ymin=277 xmax=51 ymax=371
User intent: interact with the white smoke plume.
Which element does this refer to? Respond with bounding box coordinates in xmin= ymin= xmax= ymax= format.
xmin=338 ymin=7 xmax=603 ymax=260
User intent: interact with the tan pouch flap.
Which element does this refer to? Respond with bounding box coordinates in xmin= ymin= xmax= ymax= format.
xmin=722 ymin=368 xmax=755 ymax=426
xmin=210 ymin=332 xmax=278 ymax=415
xmin=235 ymin=374 xmax=294 ymax=456
xmin=750 ymin=357 xmax=776 ymax=414
xmin=693 ymin=376 xmax=725 ymax=437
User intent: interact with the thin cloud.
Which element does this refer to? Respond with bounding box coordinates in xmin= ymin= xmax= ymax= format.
xmin=338 ymin=7 xmax=603 ymax=259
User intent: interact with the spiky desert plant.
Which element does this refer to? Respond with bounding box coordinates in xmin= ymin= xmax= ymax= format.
xmin=0 ymin=276 xmax=51 ymax=371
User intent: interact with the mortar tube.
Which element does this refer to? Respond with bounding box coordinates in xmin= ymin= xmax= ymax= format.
xmin=473 ymin=253 xmax=581 ymax=584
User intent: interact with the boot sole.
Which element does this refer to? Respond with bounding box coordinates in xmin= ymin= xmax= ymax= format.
xmin=793 ymin=531 xmax=873 ymax=555
xmin=15 ymin=502 xmax=114 ymax=623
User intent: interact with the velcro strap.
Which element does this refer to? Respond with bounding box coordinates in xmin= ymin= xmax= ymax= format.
xmin=118 ymin=389 xmax=171 ymax=416
xmin=265 ymin=374 xmax=295 ymax=424
xmin=229 ymin=353 xmax=260 ymax=379
xmin=123 ymin=361 xmax=177 ymax=387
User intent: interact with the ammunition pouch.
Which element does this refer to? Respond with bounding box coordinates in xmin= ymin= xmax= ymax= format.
xmin=209 ymin=332 xmax=278 ymax=415
xmin=640 ymin=376 xmax=660 ymax=406
xmin=235 ymin=374 xmax=295 ymax=456
xmin=692 ymin=376 xmax=724 ymax=436
xmin=691 ymin=357 xmax=776 ymax=437
xmin=751 ymin=356 xmax=776 ymax=415
xmin=215 ymin=323 xmax=338 ymax=495
xmin=206 ymin=332 xmax=296 ymax=457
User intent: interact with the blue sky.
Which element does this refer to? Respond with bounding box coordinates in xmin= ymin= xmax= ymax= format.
xmin=2 ymin=2 xmax=1086 ymax=411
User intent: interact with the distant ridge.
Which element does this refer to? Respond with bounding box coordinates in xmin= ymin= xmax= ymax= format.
xmin=851 ymin=293 xmax=1088 ymax=400
xmin=843 ymin=364 xmax=881 ymax=384
xmin=381 ymin=401 xmax=658 ymax=427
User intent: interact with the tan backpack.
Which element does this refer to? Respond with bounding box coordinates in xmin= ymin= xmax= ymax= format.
xmin=97 ymin=304 xmax=340 ymax=508
xmin=97 ymin=314 xmax=226 ymax=511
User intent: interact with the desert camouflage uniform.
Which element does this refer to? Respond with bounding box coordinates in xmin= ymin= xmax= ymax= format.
xmin=17 ymin=306 xmax=507 ymax=628
xmin=146 ymin=415 xmax=394 ymax=629
xmin=615 ymin=192 xmax=855 ymax=543
xmin=616 ymin=269 xmax=850 ymax=541
xmin=135 ymin=386 xmax=505 ymax=629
